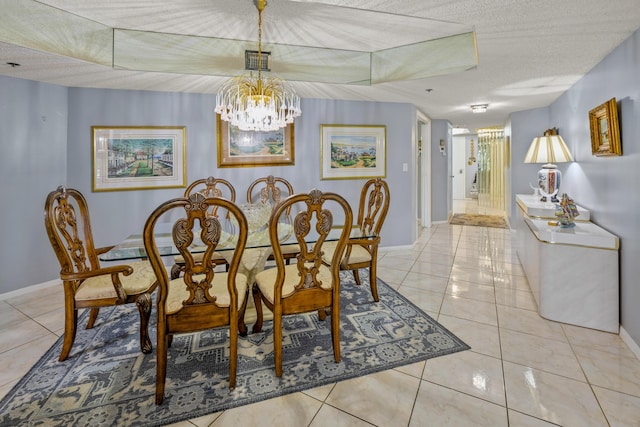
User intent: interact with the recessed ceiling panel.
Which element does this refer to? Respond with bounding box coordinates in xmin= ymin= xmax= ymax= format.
xmin=113 ymin=30 xmax=373 ymax=85
xmin=371 ymin=32 xmax=478 ymax=84
xmin=0 ymin=0 xmax=112 ymax=66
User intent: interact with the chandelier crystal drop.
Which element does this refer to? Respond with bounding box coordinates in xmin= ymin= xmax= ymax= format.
xmin=215 ymin=0 xmax=301 ymax=132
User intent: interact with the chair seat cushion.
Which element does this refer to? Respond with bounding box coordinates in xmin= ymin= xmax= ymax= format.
xmin=279 ymin=243 xmax=300 ymax=256
xmin=76 ymin=261 xmax=157 ymax=301
xmin=166 ymin=273 xmax=248 ymax=315
xmin=342 ymin=244 xmax=372 ymax=264
xmin=254 ymin=264 xmax=332 ymax=304
xmin=322 ymin=242 xmax=371 ymax=266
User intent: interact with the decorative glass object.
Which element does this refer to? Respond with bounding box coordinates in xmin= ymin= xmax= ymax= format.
xmin=215 ymin=0 xmax=300 ymax=132
xmin=239 ymin=202 xmax=272 ymax=232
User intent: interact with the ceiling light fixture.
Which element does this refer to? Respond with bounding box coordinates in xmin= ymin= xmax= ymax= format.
xmin=215 ymin=0 xmax=301 ymax=132
xmin=470 ymin=104 xmax=488 ymax=113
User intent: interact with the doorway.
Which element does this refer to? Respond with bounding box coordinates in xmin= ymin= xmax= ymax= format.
xmin=451 ymin=129 xmax=507 ymax=216
xmin=451 ymin=133 xmax=478 ymax=215
xmin=476 ymin=128 xmax=507 ymax=215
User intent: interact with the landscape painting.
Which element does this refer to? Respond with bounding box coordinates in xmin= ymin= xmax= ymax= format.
xmin=320 ymin=124 xmax=386 ymax=179
xmin=92 ymin=126 xmax=186 ymax=191
xmin=217 ymin=115 xmax=294 ymax=167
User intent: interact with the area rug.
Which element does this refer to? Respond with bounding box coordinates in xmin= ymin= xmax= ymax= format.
xmin=0 ymin=273 xmax=469 ymax=427
xmin=450 ymin=213 xmax=507 ymax=229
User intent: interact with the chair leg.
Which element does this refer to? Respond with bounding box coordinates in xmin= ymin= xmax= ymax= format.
xmin=369 ymin=265 xmax=379 ymax=302
xmin=251 ymin=284 xmax=265 ymax=333
xmin=331 ymin=302 xmax=341 ymax=363
xmin=156 ymin=333 xmax=168 ymax=405
xmin=238 ymin=287 xmax=250 ymax=336
xmin=273 ymin=308 xmax=283 ymax=377
xmin=59 ymin=294 xmax=78 ymax=362
xmin=317 ymin=308 xmax=327 ymax=321
xmin=229 ymin=322 xmax=238 ymax=389
xmin=136 ymin=293 xmax=153 ymax=354
xmin=352 ymin=269 xmax=361 ymax=286
xmin=86 ymin=307 xmax=99 ymax=329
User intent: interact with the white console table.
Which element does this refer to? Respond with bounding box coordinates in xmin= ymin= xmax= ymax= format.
xmin=514 ymin=194 xmax=619 ymax=333
xmin=516 ymin=193 xmax=591 ymax=220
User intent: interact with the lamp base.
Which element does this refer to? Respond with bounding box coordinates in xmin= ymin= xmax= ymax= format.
xmin=538 ymin=164 xmax=561 ymax=205
xmin=539 ymin=194 xmax=560 ymax=203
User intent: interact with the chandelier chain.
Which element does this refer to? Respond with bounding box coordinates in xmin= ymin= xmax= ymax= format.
xmin=257 ymin=1 xmax=263 ymax=80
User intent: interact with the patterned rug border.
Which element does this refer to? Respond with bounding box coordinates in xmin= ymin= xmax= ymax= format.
xmin=449 ymin=213 xmax=507 ymax=229
xmin=0 ymin=275 xmax=470 ymax=427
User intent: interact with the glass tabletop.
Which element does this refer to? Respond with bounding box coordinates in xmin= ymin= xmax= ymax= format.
xmin=99 ymin=223 xmax=374 ymax=262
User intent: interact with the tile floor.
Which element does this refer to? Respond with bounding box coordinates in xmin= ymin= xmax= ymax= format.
xmin=2 ymin=200 xmax=640 ymax=426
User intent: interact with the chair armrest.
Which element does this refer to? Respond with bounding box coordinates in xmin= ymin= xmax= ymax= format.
xmin=60 ymin=264 xmax=133 ymax=281
xmin=347 ymin=235 xmax=380 ymax=246
xmin=60 ymin=264 xmax=134 ymax=302
xmin=95 ymin=245 xmax=115 ymax=255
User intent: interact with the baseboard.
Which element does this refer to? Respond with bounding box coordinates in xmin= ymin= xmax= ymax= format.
xmin=620 ymin=326 xmax=640 ymax=360
xmin=0 ymin=279 xmax=60 ymax=301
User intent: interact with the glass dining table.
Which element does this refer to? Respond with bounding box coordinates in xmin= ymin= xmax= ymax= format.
xmin=100 ymin=219 xmax=375 ymax=327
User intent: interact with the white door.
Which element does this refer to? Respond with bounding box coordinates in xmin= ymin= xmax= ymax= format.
xmin=452 ymin=136 xmax=466 ymax=199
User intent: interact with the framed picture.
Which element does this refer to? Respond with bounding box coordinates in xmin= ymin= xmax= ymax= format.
xmin=92 ymin=126 xmax=186 ymax=192
xmin=320 ymin=124 xmax=386 ymax=180
xmin=589 ymin=98 xmax=621 ymax=157
xmin=216 ymin=115 xmax=294 ymax=167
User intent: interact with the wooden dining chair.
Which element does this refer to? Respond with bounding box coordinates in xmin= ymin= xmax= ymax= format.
xmin=323 ymin=178 xmax=390 ymax=302
xmin=246 ymin=175 xmax=294 ymax=207
xmin=43 ymin=186 xmax=158 ymax=361
xmin=170 ymin=176 xmax=236 ymax=279
xmin=246 ymin=175 xmax=298 ymax=264
xmin=252 ymin=189 xmax=353 ymax=377
xmin=143 ymin=192 xmax=250 ymax=405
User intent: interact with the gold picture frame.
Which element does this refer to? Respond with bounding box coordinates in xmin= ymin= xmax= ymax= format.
xmin=589 ymin=98 xmax=621 ymax=157
xmin=92 ymin=126 xmax=187 ymax=192
xmin=320 ymin=124 xmax=386 ymax=180
xmin=216 ymin=115 xmax=294 ymax=167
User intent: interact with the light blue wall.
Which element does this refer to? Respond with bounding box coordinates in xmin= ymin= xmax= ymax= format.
xmin=508 ymin=107 xmax=551 ymax=221
xmin=1 ymin=83 xmax=416 ymax=293
xmin=509 ymin=28 xmax=640 ymax=345
xmin=0 ymin=76 xmax=68 ymax=293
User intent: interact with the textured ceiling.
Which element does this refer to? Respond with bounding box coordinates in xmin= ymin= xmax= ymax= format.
xmin=1 ymin=0 xmax=640 ymax=132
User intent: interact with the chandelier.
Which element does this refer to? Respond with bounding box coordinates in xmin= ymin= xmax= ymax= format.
xmin=215 ymin=0 xmax=301 ymax=132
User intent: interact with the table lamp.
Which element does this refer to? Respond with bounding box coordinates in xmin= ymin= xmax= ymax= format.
xmin=524 ymin=128 xmax=573 ymax=203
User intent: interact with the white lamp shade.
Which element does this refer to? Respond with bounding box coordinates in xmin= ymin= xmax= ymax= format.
xmin=524 ymin=135 xmax=573 ymax=165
